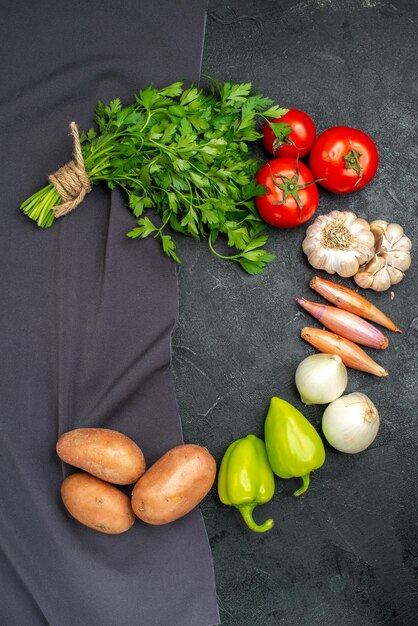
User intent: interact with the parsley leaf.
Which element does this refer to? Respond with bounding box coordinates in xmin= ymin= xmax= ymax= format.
xmin=262 ymin=105 xmax=289 ymax=118
xmin=127 ymin=217 xmax=157 ymax=238
xmin=267 ymin=121 xmax=292 ymax=141
xmin=161 ymin=234 xmax=181 ymax=263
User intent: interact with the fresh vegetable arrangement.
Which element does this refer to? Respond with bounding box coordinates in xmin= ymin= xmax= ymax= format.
xmin=217 ymin=397 xmax=327 ymax=533
xmin=20 ymin=77 xmax=412 ymax=290
xmin=217 ymin=274 xmax=405 ymax=532
xmin=254 ymin=122 xmax=380 ymax=234
xmin=25 ymin=80 xmax=410 ymax=539
xmin=57 ymin=428 xmax=216 ymax=534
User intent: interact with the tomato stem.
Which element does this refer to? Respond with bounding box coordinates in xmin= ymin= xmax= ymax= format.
xmin=344 ymin=149 xmax=363 ymax=185
xmin=268 ymin=159 xmax=317 ymax=215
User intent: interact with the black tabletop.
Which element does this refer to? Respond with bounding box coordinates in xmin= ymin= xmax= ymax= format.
xmin=174 ymin=1 xmax=418 ymax=625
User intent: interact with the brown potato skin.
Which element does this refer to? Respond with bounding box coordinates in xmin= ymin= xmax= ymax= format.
xmin=56 ymin=428 xmax=146 ymax=485
xmin=131 ymin=444 xmax=216 ymax=525
xmin=61 ymin=472 xmax=136 ymax=534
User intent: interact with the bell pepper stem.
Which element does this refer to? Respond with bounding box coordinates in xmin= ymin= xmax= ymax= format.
xmin=239 ymin=505 xmax=274 ymax=533
xmin=294 ymin=473 xmax=310 ymax=496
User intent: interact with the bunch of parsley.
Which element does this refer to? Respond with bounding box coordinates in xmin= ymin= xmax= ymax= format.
xmin=21 ymin=80 xmax=287 ymax=274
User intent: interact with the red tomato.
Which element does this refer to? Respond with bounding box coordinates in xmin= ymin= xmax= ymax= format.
xmin=309 ymin=126 xmax=378 ymax=194
xmin=262 ymin=109 xmax=316 ymax=158
xmin=255 ymin=158 xmax=319 ymax=228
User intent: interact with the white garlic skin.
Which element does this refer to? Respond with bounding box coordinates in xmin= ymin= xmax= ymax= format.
xmin=354 ymin=220 xmax=412 ymax=290
xmin=354 ymin=256 xmax=391 ymax=291
xmin=302 ymin=210 xmax=375 ymax=278
xmin=370 ymin=220 xmax=412 ymax=271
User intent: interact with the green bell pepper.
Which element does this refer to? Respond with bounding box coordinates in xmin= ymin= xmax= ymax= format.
xmin=217 ymin=434 xmax=275 ymax=533
xmin=264 ymin=397 xmax=326 ymax=496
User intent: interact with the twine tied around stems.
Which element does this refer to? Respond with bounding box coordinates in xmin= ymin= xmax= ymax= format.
xmin=48 ymin=122 xmax=91 ymax=217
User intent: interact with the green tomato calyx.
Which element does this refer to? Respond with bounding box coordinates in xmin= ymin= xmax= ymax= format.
xmin=269 ymin=160 xmax=317 ymax=213
xmin=344 ymin=149 xmax=363 ymax=185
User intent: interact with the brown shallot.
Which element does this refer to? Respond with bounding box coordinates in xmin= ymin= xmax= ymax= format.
xmin=309 ymin=276 xmax=401 ymax=333
xmin=297 ymin=297 xmax=389 ymax=349
xmin=301 ymin=327 xmax=388 ymax=377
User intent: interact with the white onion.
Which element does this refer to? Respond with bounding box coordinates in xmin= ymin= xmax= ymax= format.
xmin=295 ymin=353 xmax=348 ymax=405
xmin=322 ymin=392 xmax=380 ymax=453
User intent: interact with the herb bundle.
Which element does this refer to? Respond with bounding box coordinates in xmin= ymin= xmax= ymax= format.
xmin=21 ymin=80 xmax=287 ymax=273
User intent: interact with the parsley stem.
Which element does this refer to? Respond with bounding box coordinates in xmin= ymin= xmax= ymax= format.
xmin=208 ymin=234 xmax=243 ymax=260
xmin=137 ymin=110 xmax=152 ymax=133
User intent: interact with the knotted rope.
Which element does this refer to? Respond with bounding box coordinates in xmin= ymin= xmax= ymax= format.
xmin=48 ymin=122 xmax=91 ymax=217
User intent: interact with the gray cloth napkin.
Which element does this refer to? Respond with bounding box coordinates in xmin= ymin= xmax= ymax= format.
xmin=0 ymin=1 xmax=219 ymax=624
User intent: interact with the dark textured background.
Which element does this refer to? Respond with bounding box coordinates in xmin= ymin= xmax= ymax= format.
xmin=172 ymin=1 xmax=418 ymax=624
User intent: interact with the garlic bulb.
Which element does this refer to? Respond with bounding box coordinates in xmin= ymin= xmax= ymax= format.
xmin=322 ymin=392 xmax=380 ymax=453
xmin=295 ymin=353 xmax=348 ymax=405
xmin=354 ymin=220 xmax=412 ymax=291
xmin=302 ymin=211 xmax=375 ymax=278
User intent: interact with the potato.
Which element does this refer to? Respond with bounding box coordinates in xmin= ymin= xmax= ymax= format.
xmin=131 ymin=444 xmax=216 ymax=525
xmin=61 ymin=472 xmax=135 ymax=534
xmin=56 ymin=428 xmax=145 ymax=485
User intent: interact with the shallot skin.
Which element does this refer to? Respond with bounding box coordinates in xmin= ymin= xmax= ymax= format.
xmin=309 ymin=276 xmax=401 ymax=333
xmin=297 ymin=297 xmax=389 ymax=350
xmin=301 ymin=327 xmax=388 ymax=377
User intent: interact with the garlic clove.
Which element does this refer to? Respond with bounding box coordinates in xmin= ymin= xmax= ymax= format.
xmin=386 ymin=264 xmax=404 ymax=285
xmin=354 ymin=270 xmax=376 ymax=289
xmin=355 ymin=232 xmax=376 ymax=264
xmin=354 ymin=256 xmax=387 ymax=290
xmin=371 ymin=267 xmax=392 ymax=291
xmin=387 ymin=250 xmax=411 ymax=272
xmin=370 ymin=226 xmax=385 ymax=253
xmin=305 ymin=250 xmax=330 ymax=272
xmin=342 ymin=211 xmax=360 ymax=228
xmin=392 ymin=236 xmax=412 ymax=254
xmin=351 ymin=216 xmax=373 ymax=234
xmin=385 ymin=223 xmax=405 ymax=246
xmin=371 ymin=220 xmax=412 ymax=254
xmin=364 ymin=255 xmax=385 ymax=274
xmin=329 ymin=209 xmax=348 ymax=222
xmin=329 ymin=251 xmax=361 ymax=277
xmin=306 ymin=214 xmax=328 ymax=233
xmin=302 ymin=235 xmax=320 ymax=256
xmin=369 ymin=219 xmax=388 ymax=233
